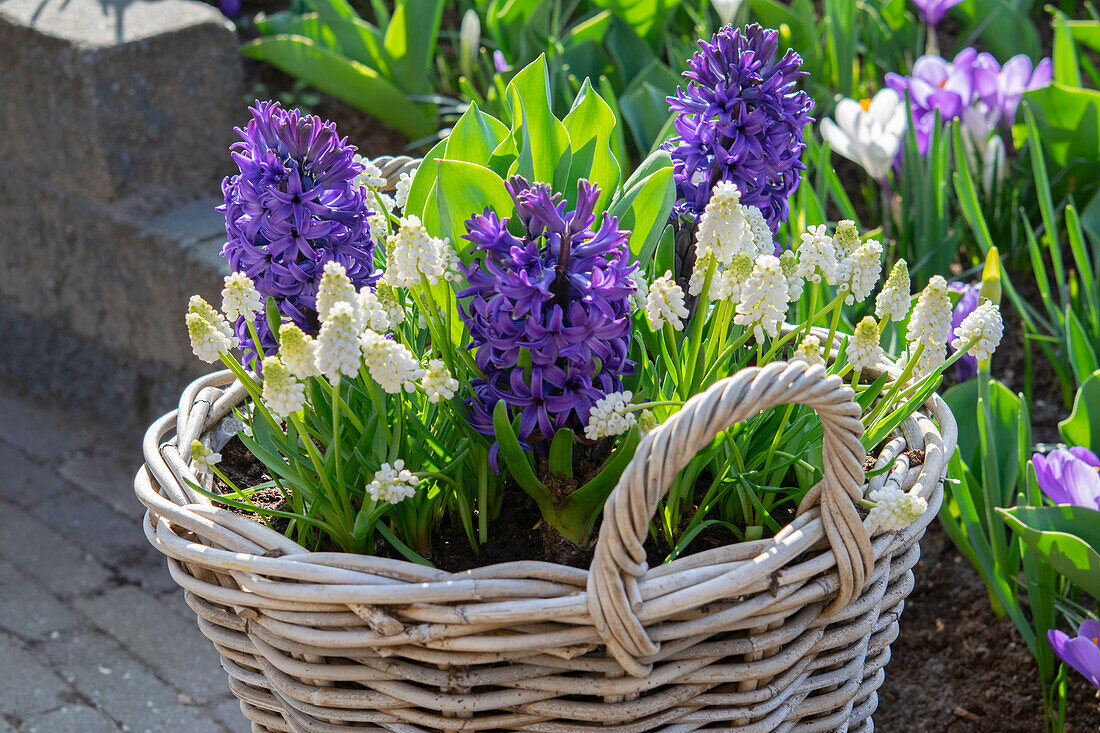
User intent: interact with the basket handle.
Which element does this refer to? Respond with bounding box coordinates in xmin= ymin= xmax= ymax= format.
xmin=586 ymin=360 xmax=872 ymax=677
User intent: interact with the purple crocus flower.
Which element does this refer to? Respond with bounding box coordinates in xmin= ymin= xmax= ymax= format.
xmin=887 ymin=49 xmax=978 ymax=154
xmin=663 ymin=24 xmax=814 ymax=235
xmin=458 ymin=176 xmax=635 ymax=466
xmin=948 ymin=281 xmax=980 ymax=381
xmin=219 ymin=101 xmax=376 ymax=365
xmin=493 ymin=50 xmax=510 ymax=74
xmin=1048 ymin=619 xmax=1100 ymax=690
xmin=971 ymin=53 xmax=1053 ymax=131
xmin=1032 ymin=447 xmax=1100 ymax=510
xmin=910 ymin=0 xmax=963 ymax=27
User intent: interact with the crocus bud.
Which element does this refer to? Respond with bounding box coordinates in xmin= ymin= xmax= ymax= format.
xmin=460 ymin=10 xmax=480 ymax=77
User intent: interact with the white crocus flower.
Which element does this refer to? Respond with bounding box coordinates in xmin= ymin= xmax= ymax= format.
xmin=316 ymin=302 xmax=363 ymax=384
xmin=585 ymin=391 xmax=637 ymax=440
xmin=221 ymin=272 xmax=263 ymax=323
xmin=735 ymin=254 xmax=789 ymax=343
xmin=360 ymin=330 xmax=424 ymax=394
xmin=711 ymin=0 xmax=743 ymax=25
xmin=951 ymin=300 xmax=1003 ymax=362
xmin=278 ymin=323 xmax=320 ymax=379
xmin=421 ymin=359 xmax=459 ymax=403
xmin=261 ymin=356 xmax=305 ymax=418
xmin=820 ymin=89 xmax=907 ymax=181
xmin=793 ymin=334 xmax=825 ymax=366
xmin=646 ymin=272 xmax=689 ymax=331
xmin=367 ymin=460 xmax=419 ymax=504
xmin=867 ymin=486 xmax=928 ymax=531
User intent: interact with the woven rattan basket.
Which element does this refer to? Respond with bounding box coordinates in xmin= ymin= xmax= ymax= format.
xmin=136 ymin=349 xmax=956 ymax=732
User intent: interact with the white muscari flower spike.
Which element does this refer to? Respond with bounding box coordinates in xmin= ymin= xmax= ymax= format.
xmin=850 ymin=317 xmax=885 ymax=372
xmin=368 ymin=211 xmax=389 ymax=248
xmin=395 ymin=168 xmax=416 ymax=210
xmin=360 ymin=287 xmax=393 ymax=333
xmin=708 ymin=253 xmax=753 ymax=301
xmin=187 ymin=312 xmax=234 ymax=363
xmin=833 ymin=220 xmax=861 ymax=258
xmin=876 ymin=260 xmax=911 ymax=322
xmin=421 ymin=359 xmax=458 ymax=403
xmin=695 ymin=180 xmax=750 ymax=265
xmin=910 ymin=342 xmax=945 ymax=381
xmin=388 ymin=215 xmax=454 ymax=287
xmin=793 ymin=334 xmax=825 ymax=366
xmin=375 ymin=283 xmax=405 ymax=327
xmin=189 ymin=440 xmax=221 ymax=475
xmin=645 ymin=272 xmax=689 ymax=331
xmin=779 ymin=250 xmax=803 ymax=302
xmin=735 ymin=254 xmax=789 ymax=343
xmin=278 ymin=323 xmax=320 ymax=379
xmin=867 ymin=486 xmax=928 ymax=531
xmin=316 ymin=302 xmax=363 ymax=384
xmin=908 ymin=275 xmax=953 ymax=348
xmin=221 ymin=272 xmax=263 ymax=323
xmin=361 ymin=330 xmax=424 ymax=394
xmin=951 ymin=300 xmax=1003 ymax=362
xmin=261 ymin=356 xmax=305 ymax=418
xmin=367 ymin=460 xmax=419 ymax=505
xmin=585 ymin=391 xmax=637 ymax=440
xmin=838 ymin=239 xmax=883 ymax=305
xmin=744 ymin=205 xmax=773 ymax=255
xmin=630 ymin=272 xmax=649 ymax=311
xmin=353 ymin=155 xmax=387 ymax=191
xmin=188 ymin=295 xmax=235 ymax=339
xmin=316 ymin=261 xmax=361 ymax=326
xmin=637 ymin=409 xmax=658 ymax=434
xmin=796 ymin=224 xmax=837 ymax=285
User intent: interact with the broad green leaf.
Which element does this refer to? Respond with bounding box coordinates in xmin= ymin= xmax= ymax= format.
xmin=405 ymin=137 xmax=447 ymax=222
xmin=256 ymin=12 xmax=340 ymax=49
xmin=444 ymin=104 xmax=511 ymax=166
xmin=617 ymin=61 xmax=679 ymax=155
xmin=562 ymin=80 xmax=621 ymax=212
xmin=433 ymin=160 xmax=512 ymax=260
xmin=1020 ymin=83 xmax=1100 ymax=170
xmin=609 ymin=155 xmax=675 ymax=263
xmin=1053 ymin=13 xmax=1082 ymax=87
xmin=240 ymin=36 xmax=435 ymax=139
xmin=943 ymin=377 xmax=1020 ymax=491
xmin=491 ymin=400 xmax=554 ymax=509
xmin=306 ymin=0 xmax=387 ymax=70
xmin=382 ymin=0 xmax=444 ymax=94
xmin=1059 ymin=370 xmax=1100 ymax=454
xmin=548 ymin=429 xmax=574 ymax=479
xmin=999 ymin=504 xmax=1100 ymax=602
xmin=499 ymin=56 xmax=572 ymax=189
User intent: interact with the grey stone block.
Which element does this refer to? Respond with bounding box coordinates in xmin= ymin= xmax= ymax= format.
xmin=0 ymin=635 xmax=71 ymax=719
xmin=74 ymin=586 xmax=228 ymax=702
xmin=44 ymin=630 xmax=226 ymax=733
xmin=17 ymin=705 xmax=118 ymax=733
xmin=0 ymin=499 xmax=113 ymax=597
xmin=0 ymin=0 xmax=243 ymax=203
xmin=212 ymin=697 xmax=251 ymax=733
xmin=0 ymin=390 xmax=87 ymax=462
xmin=0 ymin=442 xmax=72 ymax=509
xmin=58 ymin=450 xmax=145 ymax=521
xmin=0 ymin=559 xmax=82 ymax=641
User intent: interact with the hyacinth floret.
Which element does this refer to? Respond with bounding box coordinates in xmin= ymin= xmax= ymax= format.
xmin=458 ymin=176 xmax=635 ymax=459
xmin=664 ymin=24 xmax=814 ymax=235
xmin=220 ymin=101 xmax=377 ymax=365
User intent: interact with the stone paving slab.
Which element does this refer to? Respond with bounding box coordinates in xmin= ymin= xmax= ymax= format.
xmin=0 ymin=385 xmax=247 ymax=732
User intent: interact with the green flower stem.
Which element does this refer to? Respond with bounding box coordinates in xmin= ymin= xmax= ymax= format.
xmin=245 ymin=318 xmax=266 ymax=372
xmin=763 ymin=291 xmax=847 ymax=363
xmin=861 ymin=342 xmax=924 ymax=428
xmin=824 ymin=296 xmax=845 ymax=359
xmin=685 ymin=258 xmax=716 ymax=388
xmin=217 ymin=353 xmax=283 ymax=436
xmin=288 ymin=411 xmax=347 ymax=528
xmin=208 ymin=464 xmax=274 ymax=529
xmin=663 ymin=323 xmax=685 ymax=398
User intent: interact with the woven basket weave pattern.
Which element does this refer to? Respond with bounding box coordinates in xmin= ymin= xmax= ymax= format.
xmin=134 ymin=157 xmax=957 ymax=731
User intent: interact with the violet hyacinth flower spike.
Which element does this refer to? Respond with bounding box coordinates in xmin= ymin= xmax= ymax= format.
xmin=1048 ymin=619 xmax=1100 ymax=690
xmin=219 ymin=101 xmax=377 ymax=366
xmin=1032 ymin=447 xmax=1100 ymax=511
xmin=458 ymin=176 xmax=636 ymax=468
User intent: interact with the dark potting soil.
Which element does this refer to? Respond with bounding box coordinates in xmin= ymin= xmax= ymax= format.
xmin=877 ymin=520 xmax=1100 ymax=731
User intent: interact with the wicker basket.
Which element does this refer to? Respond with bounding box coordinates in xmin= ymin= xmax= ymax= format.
xmin=136 ymin=354 xmax=955 ymax=733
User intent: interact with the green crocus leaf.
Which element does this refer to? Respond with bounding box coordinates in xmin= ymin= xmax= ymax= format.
xmin=998 ymin=504 xmax=1100 ymax=602
xmin=1059 ymin=370 xmax=1100 ymax=454
xmin=548 ymin=428 xmax=575 ymax=479
xmin=943 ymin=377 xmax=1020 ymax=490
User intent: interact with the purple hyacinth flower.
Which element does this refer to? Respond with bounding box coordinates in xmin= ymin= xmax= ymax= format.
xmin=219 ymin=0 xmax=241 ymax=17
xmin=219 ymin=101 xmax=376 ymax=366
xmin=663 ymin=24 xmax=814 ymax=237
xmin=1032 ymin=447 xmax=1100 ymax=510
xmin=948 ymin=281 xmax=980 ymax=381
xmin=887 ymin=49 xmax=977 ymax=155
xmin=458 ymin=176 xmax=636 ymax=467
xmin=910 ymin=0 xmax=964 ymax=26
xmin=1048 ymin=620 xmax=1100 ymax=690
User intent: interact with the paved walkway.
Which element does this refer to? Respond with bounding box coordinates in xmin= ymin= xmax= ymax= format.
xmin=0 ymin=386 xmax=248 ymax=732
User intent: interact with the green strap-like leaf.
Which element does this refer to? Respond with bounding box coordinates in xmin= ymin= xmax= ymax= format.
xmin=999 ymin=504 xmax=1100 ymax=602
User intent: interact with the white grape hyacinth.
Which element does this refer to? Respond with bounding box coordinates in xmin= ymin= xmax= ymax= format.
xmin=316 ymin=261 xmax=361 ymax=326
xmin=793 ymin=334 xmax=825 ymax=366
xmin=278 ymin=323 xmax=320 ymax=379
xmin=361 ymin=330 xmax=424 ymax=394
xmin=850 ymin=316 xmax=885 ymax=372
xmin=796 ymin=224 xmax=837 ymax=285
xmin=367 ymin=460 xmax=419 ymax=505
xmin=779 ymin=249 xmax=804 ymax=302
xmin=360 ymin=287 xmax=393 ymax=333
xmin=316 ymin=302 xmax=363 ymax=384
xmin=421 ymin=359 xmax=459 ymax=403
xmin=735 ymin=255 xmax=789 ymax=343
xmin=876 ymin=260 xmax=911 ymax=322
xmin=189 ymin=440 xmax=221 ymax=475
xmin=186 ymin=295 xmax=237 ymax=363
xmin=388 ymin=215 xmax=456 ymax=287
xmin=951 ymin=300 xmax=1003 ymax=362
xmin=394 ymin=168 xmax=416 ymax=210
xmin=261 ymin=356 xmax=306 ymax=418
xmin=585 ymin=391 xmax=637 ymax=440
xmin=838 ymin=239 xmax=883 ymax=305
xmin=866 ymin=486 xmax=928 ymax=531
xmin=353 ymin=155 xmax=387 ymax=191
xmin=221 ymin=272 xmax=263 ymax=323
xmin=908 ymin=275 xmax=953 ymax=348
xmin=820 ymin=89 xmax=908 ymax=181
xmin=630 ymin=272 xmax=649 ymax=311
xmin=645 ymin=272 xmax=689 ymax=331
xmin=744 ymin=205 xmax=773 ymax=255
xmin=695 ymin=180 xmax=752 ymax=265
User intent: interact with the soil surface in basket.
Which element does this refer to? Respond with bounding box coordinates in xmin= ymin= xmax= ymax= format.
xmin=877 ymin=521 xmax=1100 ymax=731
